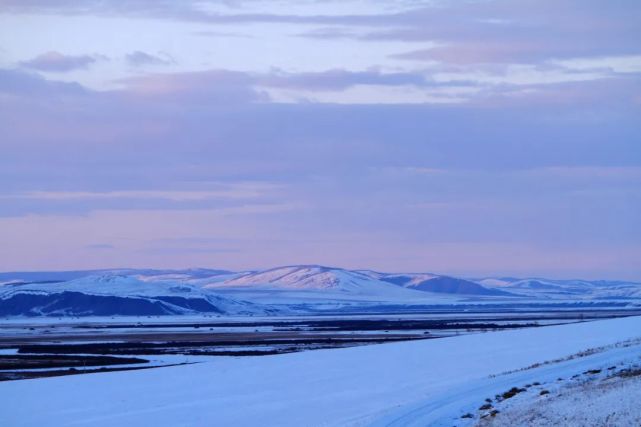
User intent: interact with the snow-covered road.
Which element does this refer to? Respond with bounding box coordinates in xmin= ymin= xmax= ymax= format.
xmin=1 ymin=316 xmax=640 ymax=427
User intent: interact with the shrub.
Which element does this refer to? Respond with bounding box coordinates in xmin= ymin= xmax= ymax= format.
xmin=618 ymin=368 xmax=641 ymax=378
xmin=501 ymin=387 xmax=526 ymax=400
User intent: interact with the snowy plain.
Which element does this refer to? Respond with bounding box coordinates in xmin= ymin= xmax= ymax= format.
xmin=1 ymin=315 xmax=640 ymax=426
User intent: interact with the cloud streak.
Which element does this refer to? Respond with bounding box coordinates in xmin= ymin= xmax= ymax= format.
xmin=6 ymin=185 xmax=281 ymax=202
xmin=19 ymin=51 xmax=100 ymax=72
xmin=125 ymin=51 xmax=175 ymax=67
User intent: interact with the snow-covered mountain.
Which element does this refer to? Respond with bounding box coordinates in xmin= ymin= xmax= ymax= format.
xmin=0 ymin=268 xmax=233 ymax=286
xmin=369 ymin=272 xmax=516 ymax=296
xmin=206 ymin=265 xmax=428 ymax=297
xmin=2 ymin=266 xmax=640 ymax=316
xmin=0 ymin=274 xmax=265 ymax=316
xmin=206 ymin=265 xmax=514 ymax=297
xmin=474 ymin=277 xmax=641 ymax=300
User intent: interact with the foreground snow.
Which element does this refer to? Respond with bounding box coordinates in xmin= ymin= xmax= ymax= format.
xmin=477 ymin=370 xmax=641 ymax=426
xmin=373 ymin=337 xmax=641 ymax=426
xmin=1 ymin=316 xmax=640 ymax=426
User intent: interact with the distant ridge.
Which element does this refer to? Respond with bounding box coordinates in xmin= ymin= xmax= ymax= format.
xmin=1 ymin=266 xmax=640 ymax=316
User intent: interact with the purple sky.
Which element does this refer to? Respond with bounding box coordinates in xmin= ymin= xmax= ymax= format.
xmin=0 ymin=0 xmax=640 ymax=279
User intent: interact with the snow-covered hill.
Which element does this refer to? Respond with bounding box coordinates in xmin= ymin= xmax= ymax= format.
xmin=0 ymin=274 xmax=265 ymax=316
xmin=207 ymin=265 xmax=516 ymax=298
xmin=369 ymin=272 xmax=516 ymax=296
xmin=475 ymin=277 xmax=641 ymax=300
xmin=1 ymin=266 xmax=640 ymax=316
xmin=207 ymin=265 xmax=430 ymax=297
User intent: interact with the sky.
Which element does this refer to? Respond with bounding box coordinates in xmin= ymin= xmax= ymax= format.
xmin=0 ymin=0 xmax=640 ymax=279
